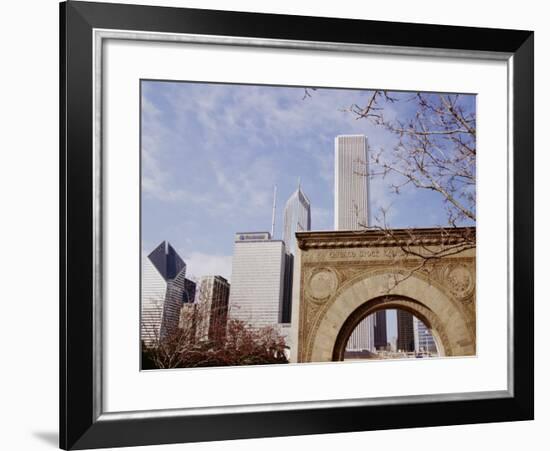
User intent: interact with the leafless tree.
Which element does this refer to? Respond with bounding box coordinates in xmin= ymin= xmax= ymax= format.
xmin=302 ymin=87 xmax=477 ymax=290
xmin=366 ymin=92 xmax=474 ymax=291
xmin=347 ymin=90 xmax=475 ymax=225
xmin=346 ymin=90 xmax=476 ymax=268
xmin=142 ymin=285 xmax=288 ymax=369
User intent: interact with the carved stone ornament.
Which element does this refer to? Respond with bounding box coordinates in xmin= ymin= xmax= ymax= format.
xmin=445 ymin=263 xmax=475 ymax=300
xmin=307 ymin=268 xmax=338 ymax=302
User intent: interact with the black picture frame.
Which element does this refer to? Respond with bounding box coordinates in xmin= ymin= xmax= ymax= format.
xmin=60 ymin=1 xmax=534 ymax=449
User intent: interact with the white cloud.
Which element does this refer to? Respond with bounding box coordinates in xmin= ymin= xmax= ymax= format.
xmin=140 ymin=82 xmax=454 ymax=257
xmin=141 ymin=146 xmax=184 ymax=201
xmin=142 ymin=146 xmax=213 ymax=204
xmin=209 ymin=157 xmax=275 ymax=212
xmin=183 ymin=252 xmax=233 ymax=282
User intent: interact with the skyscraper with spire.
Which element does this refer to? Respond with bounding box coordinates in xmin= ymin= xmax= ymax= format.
xmin=281 ymin=181 xmax=311 ymax=324
xmin=282 ymin=179 xmax=311 ymax=255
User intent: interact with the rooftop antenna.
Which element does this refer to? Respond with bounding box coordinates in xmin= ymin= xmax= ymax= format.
xmin=297 ymin=176 xmax=301 ymax=191
xmin=271 ymin=184 xmax=277 ymax=239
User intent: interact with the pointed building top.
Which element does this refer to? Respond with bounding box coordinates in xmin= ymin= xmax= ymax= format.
xmin=147 ymin=241 xmax=186 ymax=280
xmin=289 ymin=179 xmax=310 ymax=207
xmin=282 ymin=179 xmax=312 ymax=254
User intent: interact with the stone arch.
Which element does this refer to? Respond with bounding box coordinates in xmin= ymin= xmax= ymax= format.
xmin=331 ymin=295 xmax=447 ymax=361
xmin=307 ymin=272 xmax=475 ymax=362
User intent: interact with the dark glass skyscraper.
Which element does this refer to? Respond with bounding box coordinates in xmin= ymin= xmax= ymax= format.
xmin=183 ymin=278 xmax=196 ymax=304
xmin=281 ymin=252 xmax=294 ymax=323
xmin=373 ymin=310 xmax=388 ymax=350
xmin=148 ymin=241 xmax=185 ymax=280
xmin=141 ymin=241 xmax=187 ymax=346
xmin=397 ymin=310 xmax=415 ymax=352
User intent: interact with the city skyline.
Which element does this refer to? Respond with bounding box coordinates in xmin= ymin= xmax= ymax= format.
xmin=141 ymin=238 xmax=436 ymax=352
xmin=141 ymin=237 xmax=445 ymax=366
xmin=141 ymin=81 xmax=475 ymax=284
xmin=141 ymin=81 xmax=475 ymax=362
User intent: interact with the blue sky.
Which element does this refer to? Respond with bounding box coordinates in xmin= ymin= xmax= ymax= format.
xmin=141 ymin=81 xmax=475 ymax=340
xmin=142 ymin=81 xmax=475 ymax=280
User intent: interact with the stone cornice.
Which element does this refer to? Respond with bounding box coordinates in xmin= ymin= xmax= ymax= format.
xmin=296 ymin=227 xmax=476 ymax=250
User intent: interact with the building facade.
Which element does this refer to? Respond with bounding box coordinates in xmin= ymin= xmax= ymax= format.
xmin=334 ymin=134 xmax=370 ymax=231
xmin=413 ymin=316 xmax=438 ymax=354
xmin=281 ymin=252 xmax=294 ymax=324
xmin=196 ymin=275 xmax=230 ymax=342
xmin=335 ymin=135 xmax=374 ymax=351
xmin=345 ymin=317 xmax=374 ymax=351
xmin=283 ymin=184 xmax=311 ymax=255
xmin=228 ymin=232 xmax=287 ymax=328
xmin=182 ymin=278 xmax=196 ymax=304
xmin=397 ymin=310 xmax=415 ymax=352
xmin=373 ymin=310 xmax=388 ymax=350
xmin=141 ymin=241 xmax=187 ymax=346
xmin=281 ymin=184 xmax=311 ymax=325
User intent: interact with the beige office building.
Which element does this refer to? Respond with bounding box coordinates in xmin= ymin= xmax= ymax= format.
xmin=228 ymin=232 xmax=286 ymax=328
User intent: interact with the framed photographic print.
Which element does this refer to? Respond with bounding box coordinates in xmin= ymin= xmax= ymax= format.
xmin=60 ymin=1 xmax=534 ymax=449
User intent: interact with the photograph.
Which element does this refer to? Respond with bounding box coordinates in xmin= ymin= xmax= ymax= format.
xmin=55 ymin=2 xmax=534 ymax=449
xmin=140 ymin=81 xmax=477 ymax=369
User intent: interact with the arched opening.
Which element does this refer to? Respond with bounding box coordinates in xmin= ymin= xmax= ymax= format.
xmin=341 ymin=308 xmax=440 ymax=360
xmin=332 ymin=295 xmax=446 ymax=361
xmin=301 ymin=271 xmax=475 ymax=363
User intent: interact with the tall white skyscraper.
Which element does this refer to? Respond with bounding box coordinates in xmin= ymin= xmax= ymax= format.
xmin=345 ymin=316 xmax=375 ymax=352
xmin=228 ymin=232 xmax=287 ymax=327
xmin=283 ymin=183 xmax=311 ymax=255
xmin=141 ymin=241 xmax=187 ymax=346
xmin=335 ymin=135 xmax=374 ymax=351
xmin=334 ymin=135 xmax=370 ymax=230
xmin=281 ymin=183 xmax=311 ymax=325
